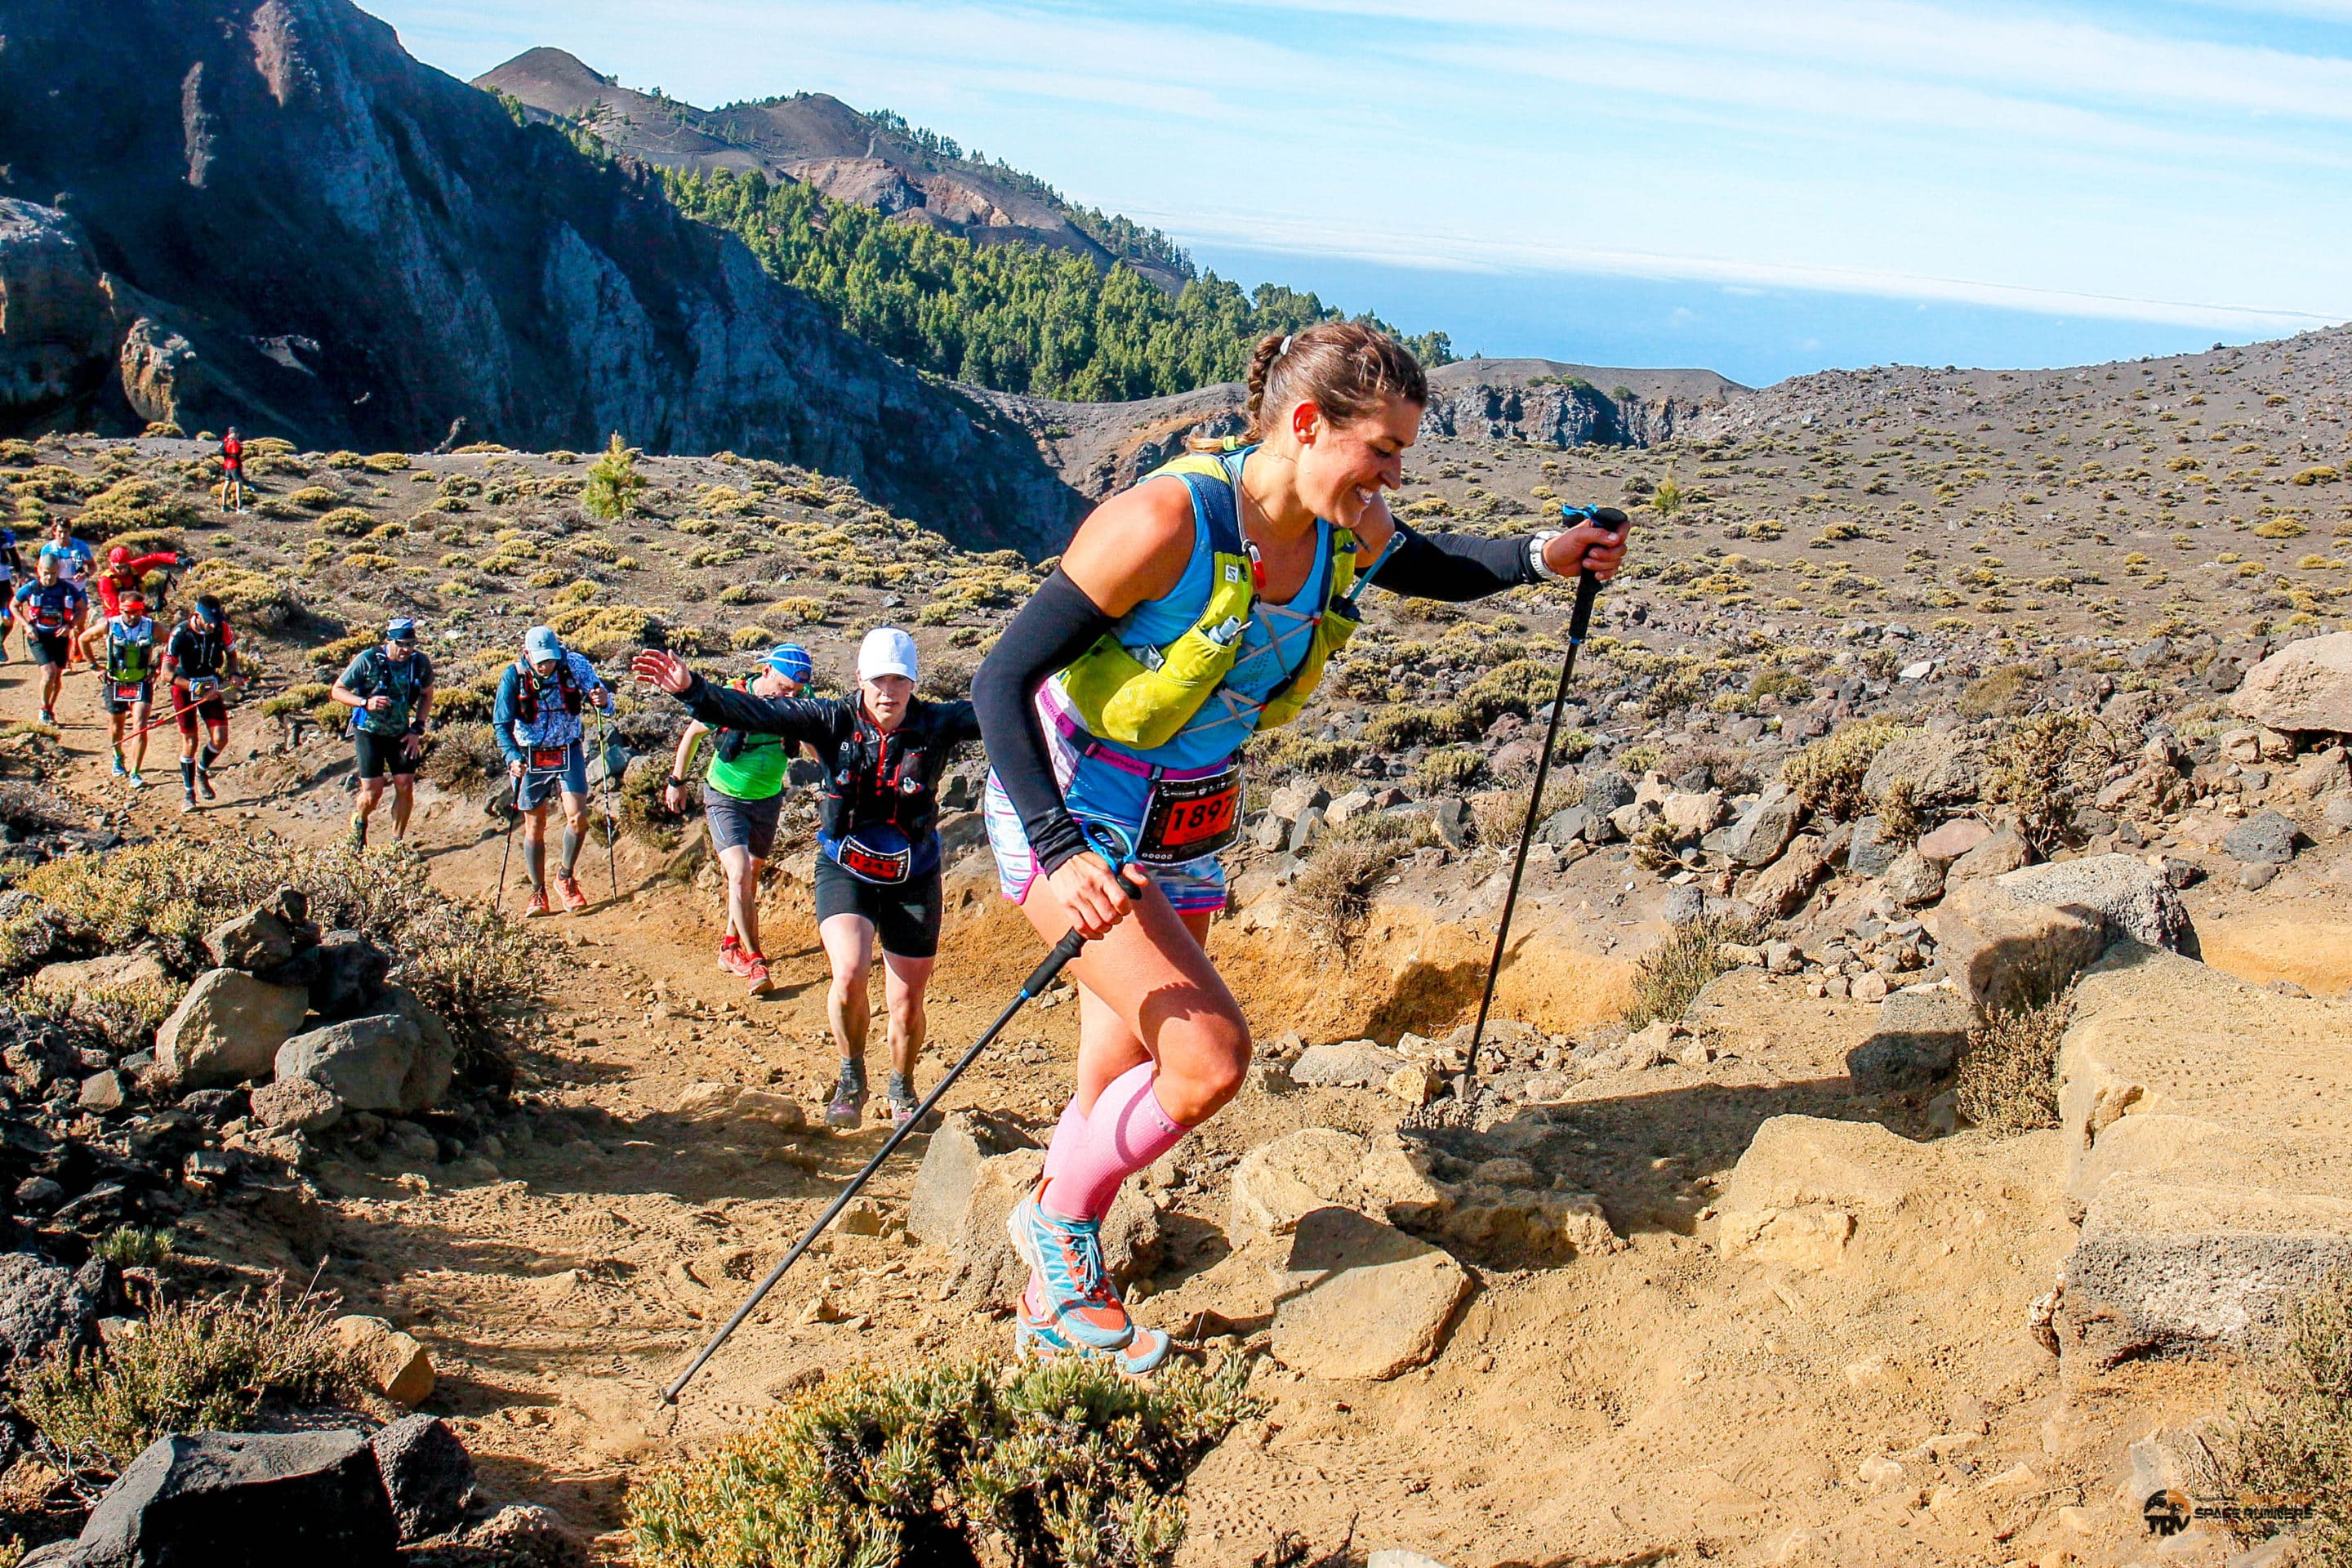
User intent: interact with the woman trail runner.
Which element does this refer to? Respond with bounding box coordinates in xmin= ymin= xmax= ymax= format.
xmin=331 ymin=618 xmax=434 ymax=846
xmin=634 ymin=628 xmax=983 ymax=1126
xmin=217 ymin=429 xmax=246 ymax=513
xmin=80 ymin=591 xmax=161 ymax=786
xmin=159 ymin=595 xmax=238 ymax=813
xmin=493 ymin=626 xmax=616 ymax=916
xmin=969 ymin=321 xmax=1630 ymax=1373
xmin=663 ymin=643 xmax=812 ymax=988
xmin=13 ymin=555 xmax=85 ymax=726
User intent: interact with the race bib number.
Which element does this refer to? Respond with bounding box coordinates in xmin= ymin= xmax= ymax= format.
xmin=529 ymin=746 xmax=568 ymax=772
xmin=835 ymin=835 xmax=911 ymax=884
xmin=1138 ymin=764 xmax=1244 ymax=866
xmin=187 ymin=677 xmax=222 ymax=701
xmin=114 ymin=682 xmax=147 ymax=706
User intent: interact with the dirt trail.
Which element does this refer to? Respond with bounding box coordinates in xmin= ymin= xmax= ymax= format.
xmin=7 ymin=659 xmax=2229 ymax=1567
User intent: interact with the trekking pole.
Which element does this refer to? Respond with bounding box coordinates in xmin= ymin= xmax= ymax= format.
xmin=495 ymin=782 xmax=519 ymax=913
xmin=662 ymin=821 xmax=1136 ymax=1404
xmin=595 ymin=710 xmax=621 ymax=901
xmin=1459 ymin=506 xmax=1625 ymax=1098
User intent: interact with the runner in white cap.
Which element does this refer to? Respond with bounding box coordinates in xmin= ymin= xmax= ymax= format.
xmin=634 ymin=625 xmax=982 ymax=1124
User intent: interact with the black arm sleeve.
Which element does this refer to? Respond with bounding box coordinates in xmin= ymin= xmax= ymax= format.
xmin=938 ymin=698 xmax=985 ymax=748
xmin=677 ymin=677 xmax=838 ymax=746
xmin=972 ymin=569 xmax=1117 ymax=876
xmin=1362 ymin=522 xmax=1540 ymax=602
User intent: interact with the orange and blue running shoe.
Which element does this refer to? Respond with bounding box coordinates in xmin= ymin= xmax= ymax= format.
xmin=1016 ymin=1274 xmax=1168 ymax=1376
xmin=1006 ymin=1185 xmax=1133 ymax=1351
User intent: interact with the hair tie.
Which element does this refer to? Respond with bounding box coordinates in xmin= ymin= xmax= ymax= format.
xmin=1277 ymin=335 xmax=1293 ymax=356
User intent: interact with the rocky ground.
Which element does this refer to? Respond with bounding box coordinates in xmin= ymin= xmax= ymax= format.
xmin=0 ymin=326 xmax=2347 ymax=1566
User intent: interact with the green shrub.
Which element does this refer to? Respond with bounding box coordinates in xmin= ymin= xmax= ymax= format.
xmin=94 ymin=1226 xmax=174 ymax=1268
xmin=1953 ymin=991 xmax=2069 ymax=1132
xmin=1413 ymin=746 xmax=1484 ymax=794
xmin=1980 ymin=710 xmax=2118 ymax=849
xmin=1627 ymin=912 xmax=1754 ymax=1028
xmin=1651 ymin=474 xmax=1684 ymax=515
xmin=584 ymin=433 xmax=647 ymax=520
xmin=79 ymin=479 xmax=201 ymax=537
xmin=2216 ymin=1273 xmax=2352 ymax=1561
xmin=14 ymin=1285 xmax=360 ymax=1472
xmin=1781 ymin=715 xmax=1902 ymax=820
xmin=288 ymin=486 xmax=338 ymax=510
xmin=629 ymin=1355 xmax=1258 ymax=1568
xmin=180 ymin=559 xmax=300 ymax=630
xmin=314 ymin=507 xmax=376 ymax=537
xmin=1243 ymin=729 xmax=1361 ymax=779
xmin=1958 ymin=664 xmax=2033 ymax=717
xmin=546 ymin=604 xmax=660 ymax=659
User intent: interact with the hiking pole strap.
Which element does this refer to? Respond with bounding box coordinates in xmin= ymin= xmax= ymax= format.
xmin=662 ymin=921 xmax=1091 ymax=1404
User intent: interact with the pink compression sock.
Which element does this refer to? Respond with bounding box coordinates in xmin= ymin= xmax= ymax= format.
xmin=1039 ymin=1097 xmax=1089 ymax=1188
xmin=1040 ymin=1061 xmax=1189 ymax=1222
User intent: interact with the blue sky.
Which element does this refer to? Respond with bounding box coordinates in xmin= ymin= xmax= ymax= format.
xmin=367 ymin=0 xmax=2352 ymax=385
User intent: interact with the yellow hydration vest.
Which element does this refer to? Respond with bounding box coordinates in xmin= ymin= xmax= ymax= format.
xmin=1058 ymin=444 xmax=1365 ymax=751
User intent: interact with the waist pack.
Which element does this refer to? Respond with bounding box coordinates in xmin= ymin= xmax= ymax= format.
xmin=822 ymin=823 xmax=919 ymax=885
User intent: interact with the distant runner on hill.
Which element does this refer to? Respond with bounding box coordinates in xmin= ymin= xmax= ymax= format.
xmin=493 ymin=625 xmax=614 ymax=917
xmin=81 ymin=590 xmax=160 ymax=786
xmin=331 ymin=617 xmax=434 ymax=847
xmin=159 ymin=594 xmax=238 ymax=814
xmin=635 ymin=627 xmax=983 ymax=1128
xmin=217 ymin=428 xmax=246 ymax=513
xmin=969 ymin=321 xmax=1630 ymax=1374
xmin=663 ymin=642 xmax=812 ymax=987
xmin=14 ymin=555 xmax=84 ymax=728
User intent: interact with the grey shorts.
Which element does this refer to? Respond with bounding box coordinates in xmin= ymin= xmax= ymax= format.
xmin=704 ymin=783 xmax=782 ymax=860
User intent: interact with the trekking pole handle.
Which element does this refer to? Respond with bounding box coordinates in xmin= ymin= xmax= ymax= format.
xmin=1560 ymin=504 xmax=1628 ymax=646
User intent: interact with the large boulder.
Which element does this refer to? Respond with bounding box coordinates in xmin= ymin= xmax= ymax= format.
xmin=2233 ymin=630 xmax=2352 ymax=735
xmin=1719 ymin=784 xmax=1801 ymax=869
xmin=1861 ymin=731 xmax=1981 ymax=808
xmin=1229 ymin=1129 xmax=1371 ymax=1245
xmin=1713 ymin=1116 xmax=1933 ymax=1271
xmin=2054 ymin=944 xmax=2352 ymax=1365
xmin=1271 ymin=1207 xmax=1471 ymax=1381
xmin=60 ymin=1429 xmax=399 ymax=1567
xmin=154 ymin=969 xmax=312 ymax=1090
xmin=1997 ymin=854 xmax=2198 ymax=956
xmin=202 ymin=908 xmax=298 ymax=972
xmin=1288 ymin=1040 xmax=1404 ymax=1089
xmin=274 ymin=1007 xmax=449 ymax=1117
xmin=905 ymin=1109 xmax=1039 ymax=1246
xmin=370 ymin=1416 xmax=474 ymax=1544
xmin=267 ymin=931 xmax=391 ymax=1018
xmin=0 ymin=1250 xmax=96 ymax=1370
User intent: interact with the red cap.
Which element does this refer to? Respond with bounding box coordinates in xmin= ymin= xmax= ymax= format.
xmin=108 ymin=546 xmax=130 ymax=565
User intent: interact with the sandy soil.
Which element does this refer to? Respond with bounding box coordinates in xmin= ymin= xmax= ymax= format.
xmin=0 ymin=648 xmax=2265 ymax=1568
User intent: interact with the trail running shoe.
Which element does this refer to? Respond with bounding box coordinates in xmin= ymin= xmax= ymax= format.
xmin=824 ymin=1062 xmax=866 ymax=1129
xmin=718 ymin=936 xmax=759 ymax=978
xmin=109 ymin=752 xmax=126 ymax=778
xmin=127 ymin=770 xmax=144 ymax=790
xmin=37 ymin=709 xmax=52 ymax=728
xmin=887 ymin=1072 xmax=920 ymax=1127
xmin=742 ymin=956 xmax=773 ymax=996
xmin=524 ymin=889 xmax=551 ymax=918
xmin=196 ymin=768 xmax=216 ymax=801
xmin=180 ymin=792 xmax=196 ymax=814
xmin=555 ymin=872 xmax=589 ymax=912
xmin=1006 ymin=1187 xmax=1133 ymax=1351
xmin=1016 ymin=1285 xmax=1169 ymax=1377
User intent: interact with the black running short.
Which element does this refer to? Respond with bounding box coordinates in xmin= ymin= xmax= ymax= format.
xmin=354 ymin=729 xmax=418 ymax=781
xmin=28 ymin=631 xmax=67 ymax=667
xmin=812 ymin=856 xmax=942 ymax=960
xmin=102 ymin=677 xmax=153 ymax=716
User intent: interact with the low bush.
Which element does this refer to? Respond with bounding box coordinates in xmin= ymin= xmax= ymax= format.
xmin=1627 ymin=912 xmax=1754 ymax=1028
xmin=546 ymin=604 xmax=660 ymax=659
xmin=1980 ymin=710 xmax=2119 ymax=849
xmin=180 ymin=559 xmax=300 ymax=630
xmin=1413 ymin=746 xmax=1484 ymax=795
xmin=1242 ymin=729 xmax=1360 ymax=781
xmin=15 ymin=1284 xmax=360 ymax=1472
xmin=1469 ymin=775 xmax=1582 ymax=847
xmin=78 ymin=479 xmax=201 ymax=538
xmin=0 ymin=840 xmax=546 ymax=1069
xmin=1782 ymin=715 xmax=1903 ymax=820
xmin=1958 ymin=664 xmax=2033 ymax=717
xmin=2216 ymin=1273 xmax=2351 ymax=1561
xmin=420 ymin=722 xmax=506 ymax=792
xmin=628 ymin=1354 xmax=1258 ymax=1568
xmin=1953 ymin=991 xmax=2070 ymax=1131
xmin=314 ymin=507 xmax=376 ymax=537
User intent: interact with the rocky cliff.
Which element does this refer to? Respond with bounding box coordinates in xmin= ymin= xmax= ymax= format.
xmin=0 ymin=0 xmax=1084 ymax=553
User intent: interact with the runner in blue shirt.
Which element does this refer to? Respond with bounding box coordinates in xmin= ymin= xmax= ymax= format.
xmin=13 ymin=554 xmax=86 ymax=726
xmin=492 ymin=625 xmax=613 ymax=915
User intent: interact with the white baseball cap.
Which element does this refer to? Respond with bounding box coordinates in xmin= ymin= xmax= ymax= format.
xmin=857 ymin=626 xmax=919 ymax=683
